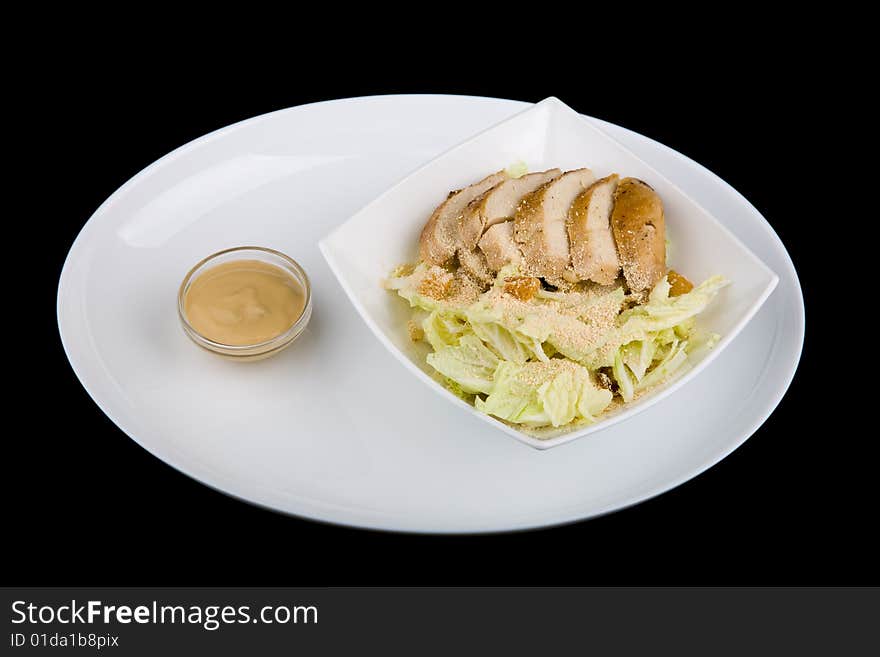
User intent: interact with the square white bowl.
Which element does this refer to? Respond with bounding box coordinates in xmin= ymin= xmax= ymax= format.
xmin=319 ymin=97 xmax=779 ymax=449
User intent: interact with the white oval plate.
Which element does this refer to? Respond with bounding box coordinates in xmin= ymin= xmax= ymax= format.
xmin=58 ymin=95 xmax=804 ymax=533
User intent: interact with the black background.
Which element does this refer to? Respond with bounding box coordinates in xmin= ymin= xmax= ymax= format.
xmin=9 ymin=33 xmax=869 ymax=586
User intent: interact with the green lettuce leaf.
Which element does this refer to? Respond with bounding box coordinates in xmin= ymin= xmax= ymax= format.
xmin=470 ymin=321 xmax=534 ymax=363
xmin=422 ymin=310 xmax=471 ymax=351
xmin=390 ymin=264 xmax=727 ymax=429
xmin=579 ymin=274 xmax=728 ymax=369
xmin=620 ymin=338 xmax=657 ymax=382
xmin=476 ymin=360 xmax=612 ymax=428
xmin=505 ymin=161 xmax=528 ymax=178
xmin=426 ymin=334 xmax=499 ymax=395
xmin=635 ymin=338 xmax=690 ymax=393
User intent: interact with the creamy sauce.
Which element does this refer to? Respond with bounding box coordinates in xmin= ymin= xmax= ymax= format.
xmin=184 ymin=260 xmax=305 ymax=345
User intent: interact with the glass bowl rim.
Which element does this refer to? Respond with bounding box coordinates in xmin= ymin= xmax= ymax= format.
xmin=177 ymin=245 xmax=312 ymax=353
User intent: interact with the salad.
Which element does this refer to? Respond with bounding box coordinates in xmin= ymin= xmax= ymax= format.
xmin=386 ymin=166 xmax=728 ymax=435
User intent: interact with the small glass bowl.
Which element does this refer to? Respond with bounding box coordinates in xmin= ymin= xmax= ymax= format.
xmin=178 ymin=246 xmax=312 ymax=361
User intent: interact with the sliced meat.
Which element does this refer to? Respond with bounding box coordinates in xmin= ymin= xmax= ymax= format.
xmin=478 ymin=221 xmax=522 ymax=272
xmin=458 ymin=168 xmax=562 ymax=252
xmin=567 ymin=174 xmax=621 ymax=285
xmin=610 ymin=178 xmax=666 ymax=291
xmin=419 ymin=170 xmax=508 ymax=266
xmin=457 ymin=246 xmax=494 ymax=288
xmin=513 ymin=168 xmax=596 ymax=281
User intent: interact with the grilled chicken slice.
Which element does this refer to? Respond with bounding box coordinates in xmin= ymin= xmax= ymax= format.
xmin=419 ymin=171 xmax=508 ymax=266
xmin=610 ymin=178 xmax=666 ymax=291
xmin=513 ymin=168 xmax=596 ymax=281
xmin=478 ymin=221 xmax=522 ymax=272
xmin=457 ymin=246 xmax=495 ymax=288
xmin=567 ymin=174 xmax=621 ymax=285
xmin=458 ymin=169 xmax=562 ymax=252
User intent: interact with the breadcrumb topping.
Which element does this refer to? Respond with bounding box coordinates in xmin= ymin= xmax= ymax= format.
xmin=407 ymin=320 xmax=424 ymax=342
xmin=485 ymin=279 xmax=624 ymax=356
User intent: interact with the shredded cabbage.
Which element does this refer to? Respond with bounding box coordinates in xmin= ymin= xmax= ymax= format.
xmin=422 ymin=310 xmax=471 ymax=351
xmin=476 ymin=360 xmax=612 ymax=428
xmin=505 ymin=161 xmax=528 ymax=178
xmin=602 ymin=276 xmax=729 ymax=400
xmin=426 ymin=334 xmax=499 ymax=395
xmin=387 ymin=264 xmax=729 ymax=430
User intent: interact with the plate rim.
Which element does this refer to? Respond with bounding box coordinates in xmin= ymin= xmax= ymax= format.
xmin=56 ymin=93 xmax=805 ymax=533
